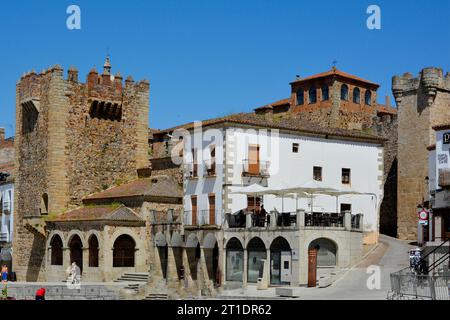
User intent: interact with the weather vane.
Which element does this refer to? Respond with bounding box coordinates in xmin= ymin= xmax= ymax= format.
xmin=332 ymin=59 xmax=338 ymax=70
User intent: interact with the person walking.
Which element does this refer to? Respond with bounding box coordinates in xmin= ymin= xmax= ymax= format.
xmin=35 ymin=287 xmax=46 ymax=300
xmin=1 ymin=265 xmax=8 ymax=283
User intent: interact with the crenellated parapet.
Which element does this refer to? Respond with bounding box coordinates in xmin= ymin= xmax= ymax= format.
xmin=392 ymin=67 xmax=450 ymax=107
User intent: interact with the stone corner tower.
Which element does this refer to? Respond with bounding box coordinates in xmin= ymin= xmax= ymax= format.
xmin=13 ymin=58 xmax=150 ymax=281
xmin=392 ymin=67 xmax=450 ymax=240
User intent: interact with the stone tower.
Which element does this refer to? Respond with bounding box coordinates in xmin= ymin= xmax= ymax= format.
xmin=13 ymin=59 xmax=150 ymax=281
xmin=392 ymin=67 xmax=450 ymax=240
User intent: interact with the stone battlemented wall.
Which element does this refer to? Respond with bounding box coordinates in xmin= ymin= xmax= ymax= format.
xmin=393 ymin=67 xmax=450 ymax=240
xmin=13 ymin=62 xmax=150 ymax=281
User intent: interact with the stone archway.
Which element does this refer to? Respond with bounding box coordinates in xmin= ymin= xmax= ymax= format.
xmin=225 ymin=237 xmax=244 ymax=282
xmin=246 ymin=237 xmax=266 ymax=283
xmin=269 ymin=237 xmax=291 ymax=285
xmin=203 ymin=233 xmax=219 ymax=285
xmin=69 ymin=235 xmax=83 ymax=274
xmin=185 ymin=234 xmax=200 ymax=280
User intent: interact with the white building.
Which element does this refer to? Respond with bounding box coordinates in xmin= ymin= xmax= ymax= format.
xmin=0 ymin=176 xmax=14 ymax=269
xmin=174 ymin=115 xmax=384 ymax=288
xmin=428 ymin=124 xmax=450 ymax=242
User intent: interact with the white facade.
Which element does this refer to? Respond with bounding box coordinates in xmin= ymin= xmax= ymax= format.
xmin=183 ymin=124 xmax=383 ymax=235
xmin=430 ymin=129 xmax=450 ymax=192
xmin=0 ymin=182 xmax=14 ymax=243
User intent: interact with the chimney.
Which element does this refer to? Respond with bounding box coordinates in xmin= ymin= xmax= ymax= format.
xmin=0 ymin=128 xmax=4 ymax=141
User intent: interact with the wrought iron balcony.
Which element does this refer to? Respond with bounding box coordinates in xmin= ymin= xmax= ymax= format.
xmin=183 ymin=210 xmax=218 ymax=226
xmin=203 ymin=159 xmax=216 ymax=177
xmin=242 ymin=159 xmax=270 ymax=178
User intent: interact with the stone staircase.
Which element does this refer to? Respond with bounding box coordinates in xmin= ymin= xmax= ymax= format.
xmin=114 ymin=272 xmax=149 ymax=283
xmin=143 ymin=293 xmax=169 ymax=300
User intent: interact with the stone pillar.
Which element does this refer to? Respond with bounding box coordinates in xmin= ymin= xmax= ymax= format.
xmin=246 ymin=213 xmax=252 ymax=228
xmin=297 ymin=209 xmax=305 ymax=228
xmin=198 ymin=246 xmax=213 ymax=295
xmin=82 ymin=247 xmax=88 ymax=280
xmin=344 ymin=211 xmax=352 ymax=230
xmin=167 ymin=247 xmax=182 ymax=290
xmin=148 ymin=245 xmax=164 ymax=286
xmin=181 ymin=247 xmax=198 ymax=296
xmin=242 ymin=249 xmax=248 ymax=288
xmin=270 ymin=211 xmax=277 ymax=227
xmin=63 ymin=246 xmax=70 ymax=280
xmin=257 ymin=249 xmax=270 ymax=290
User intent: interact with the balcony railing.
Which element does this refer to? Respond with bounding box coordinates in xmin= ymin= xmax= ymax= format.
xmin=203 ymin=159 xmax=216 ymax=177
xmin=224 ymin=210 xmax=364 ymax=231
xmin=183 ymin=210 xmax=218 ymax=226
xmin=0 ymin=233 xmax=9 ymax=243
xmin=184 ymin=163 xmax=199 ymax=179
xmin=242 ymin=159 xmax=270 ymax=178
xmin=305 ymin=212 xmax=345 ymax=228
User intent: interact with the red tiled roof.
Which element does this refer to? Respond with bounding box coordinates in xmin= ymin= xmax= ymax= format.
xmin=84 ymin=175 xmax=182 ymax=201
xmin=375 ymin=104 xmax=397 ymax=115
xmin=290 ymin=68 xmax=379 ymax=87
xmin=156 ymin=112 xmax=385 ymax=143
xmin=49 ymin=205 xmax=143 ymax=222
xmin=255 ymin=98 xmax=290 ymax=111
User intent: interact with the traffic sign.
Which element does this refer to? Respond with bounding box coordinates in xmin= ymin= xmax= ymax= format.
xmin=418 ymin=209 xmax=428 ymax=221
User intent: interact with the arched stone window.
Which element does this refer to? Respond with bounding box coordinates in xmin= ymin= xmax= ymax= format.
xmin=365 ymin=90 xmax=372 ymax=105
xmin=226 ymin=237 xmax=244 ymax=282
xmin=353 ymin=87 xmax=361 ymax=104
xmin=40 ymin=193 xmax=48 ymax=215
xmin=113 ymin=234 xmax=135 ymax=267
xmin=341 ymin=84 xmax=349 ymax=101
xmin=309 ymin=86 xmax=317 ymax=104
xmin=296 ymin=89 xmax=304 ymax=105
xmin=247 ymin=237 xmax=266 ymax=283
xmin=88 ymin=235 xmax=99 ymax=267
xmin=322 ymin=86 xmax=329 ymax=101
xmin=50 ymin=235 xmax=63 ymax=266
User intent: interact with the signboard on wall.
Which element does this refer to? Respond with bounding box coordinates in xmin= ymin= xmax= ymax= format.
xmin=443 ymin=132 xmax=450 ymax=144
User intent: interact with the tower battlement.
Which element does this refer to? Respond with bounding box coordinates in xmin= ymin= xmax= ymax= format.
xmin=13 ymin=58 xmax=150 ymax=281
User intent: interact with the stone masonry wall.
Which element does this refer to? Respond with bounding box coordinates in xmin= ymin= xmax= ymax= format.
xmin=393 ymin=67 xmax=450 ymax=240
xmin=13 ymin=63 xmax=150 ymax=281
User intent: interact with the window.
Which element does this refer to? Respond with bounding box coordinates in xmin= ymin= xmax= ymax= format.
xmin=353 ymin=88 xmax=360 ymax=104
xmin=313 ymin=166 xmax=322 ymax=181
xmin=50 ymin=235 xmax=63 ymax=266
xmin=247 ymin=196 xmax=261 ymax=214
xmin=89 ymin=100 xmax=122 ymax=122
xmin=88 ymin=235 xmax=99 ymax=267
xmin=247 ymin=144 xmax=260 ymax=175
xmin=296 ymin=89 xmax=304 ymax=105
xmin=365 ymin=90 xmax=372 ymax=105
xmin=341 ymin=84 xmax=348 ymax=101
xmin=40 ymin=193 xmax=48 ymax=215
xmin=21 ymin=101 xmax=39 ymax=134
xmin=322 ymin=86 xmax=329 ymax=101
xmin=292 ymin=143 xmax=299 ymax=153
xmin=207 ymin=146 xmax=216 ymax=176
xmin=209 ymin=194 xmax=216 ymax=225
xmin=342 ymin=168 xmax=351 ymax=184
xmin=113 ymin=235 xmax=136 ymax=267
xmin=191 ymin=149 xmax=198 ymax=177
xmin=309 ymin=86 xmax=317 ymax=104
xmin=191 ymin=196 xmax=197 ymax=225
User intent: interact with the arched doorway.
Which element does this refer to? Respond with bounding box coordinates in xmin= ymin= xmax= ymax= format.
xmin=226 ymin=237 xmax=244 ymax=282
xmin=270 ymin=237 xmax=291 ymax=285
xmin=309 ymin=238 xmax=337 ymax=267
xmin=88 ymin=235 xmax=99 ymax=267
xmin=113 ymin=235 xmax=136 ymax=267
xmin=50 ymin=235 xmax=63 ymax=266
xmin=247 ymin=237 xmax=266 ymax=283
xmin=69 ymin=235 xmax=83 ymax=273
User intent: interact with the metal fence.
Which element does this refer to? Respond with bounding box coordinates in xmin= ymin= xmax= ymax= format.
xmin=390 ymin=268 xmax=450 ymax=300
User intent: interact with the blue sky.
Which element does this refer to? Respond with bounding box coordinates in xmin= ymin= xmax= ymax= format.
xmin=0 ymin=0 xmax=449 ymax=137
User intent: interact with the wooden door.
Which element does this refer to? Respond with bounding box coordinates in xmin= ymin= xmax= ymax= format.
xmin=248 ymin=145 xmax=260 ymax=175
xmin=307 ymin=248 xmax=318 ymax=287
xmin=209 ymin=194 xmax=216 ymax=225
xmin=191 ymin=196 xmax=197 ymax=225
